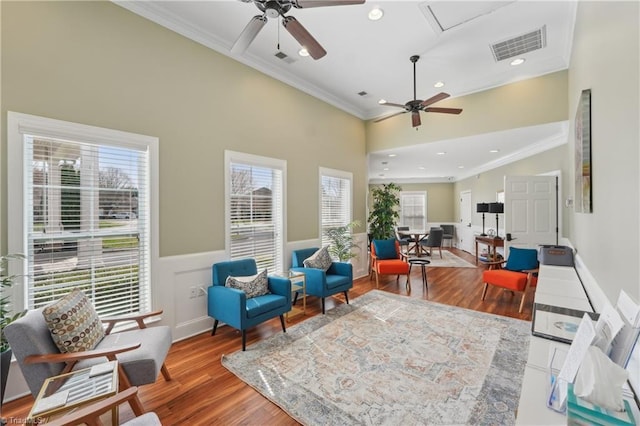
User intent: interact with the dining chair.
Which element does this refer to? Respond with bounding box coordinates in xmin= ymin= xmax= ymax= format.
xmin=419 ymin=228 xmax=444 ymax=258
xmin=440 ymin=224 xmax=455 ymax=248
xmin=395 ymin=226 xmax=416 ymax=255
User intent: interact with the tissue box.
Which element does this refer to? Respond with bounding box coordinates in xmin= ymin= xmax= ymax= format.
xmin=539 ymin=245 xmax=574 ymax=266
xmin=567 ymin=384 xmax=635 ymax=426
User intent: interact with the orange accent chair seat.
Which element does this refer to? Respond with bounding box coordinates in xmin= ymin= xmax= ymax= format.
xmin=481 ymin=247 xmax=539 ymax=313
xmin=370 ymin=239 xmax=411 ymax=289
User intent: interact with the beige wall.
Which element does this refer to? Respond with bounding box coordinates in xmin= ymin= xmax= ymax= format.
xmin=567 ymin=1 xmax=640 ymax=303
xmin=365 ymin=71 xmax=568 ymax=153
xmin=0 ymin=1 xmax=367 ymax=256
xmin=454 ymin=145 xmax=569 ymax=231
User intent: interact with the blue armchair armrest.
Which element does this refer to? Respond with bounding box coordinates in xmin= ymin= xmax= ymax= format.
xmin=290 ymin=267 xmax=327 ymax=295
xmin=207 ymin=285 xmax=246 ymax=328
xmin=268 ymin=276 xmax=292 ymax=303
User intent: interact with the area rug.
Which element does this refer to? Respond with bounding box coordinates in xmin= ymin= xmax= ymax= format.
xmin=418 ymin=250 xmax=477 ymax=268
xmin=221 ymin=290 xmax=530 ymax=425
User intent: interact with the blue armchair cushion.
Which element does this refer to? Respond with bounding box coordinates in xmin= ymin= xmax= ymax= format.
xmin=225 ymin=269 xmax=269 ymax=299
xmin=246 ymin=293 xmax=288 ymax=318
xmin=303 ymin=246 xmax=332 ymax=271
xmin=505 ymin=247 xmax=539 ymax=271
xmin=373 ymin=239 xmax=397 ymax=260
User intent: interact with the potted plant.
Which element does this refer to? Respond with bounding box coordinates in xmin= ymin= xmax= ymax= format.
xmin=1 ymin=254 xmax=26 ymax=404
xmin=324 ymin=220 xmax=361 ymax=262
xmin=368 ymin=183 xmax=401 ymax=240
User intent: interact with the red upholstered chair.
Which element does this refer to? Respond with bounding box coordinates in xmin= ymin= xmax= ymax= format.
xmin=481 ymin=247 xmax=539 ymax=313
xmin=370 ymin=239 xmax=411 ymax=289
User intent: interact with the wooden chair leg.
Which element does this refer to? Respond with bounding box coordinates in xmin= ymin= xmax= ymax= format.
xmin=481 ymin=283 xmax=489 ymax=301
xmin=161 ymin=363 xmax=172 ymax=381
xmin=375 ymin=271 xmax=380 ymax=288
xmin=519 ymin=292 xmax=527 ymax=313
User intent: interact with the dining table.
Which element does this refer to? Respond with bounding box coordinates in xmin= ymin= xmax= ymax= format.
xmin=399 ymin=229 xmax=430 ymax=256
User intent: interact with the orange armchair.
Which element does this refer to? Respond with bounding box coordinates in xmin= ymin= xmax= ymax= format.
xmin=370 ymin=239 xmax=411 ymax=289
xmin=481 ymin=247 xmax=539 ymax=313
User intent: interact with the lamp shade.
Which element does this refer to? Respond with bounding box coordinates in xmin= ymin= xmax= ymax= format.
xmin=476 ymin=203 xmax=489 ymax=213
xmin=488 ymin=202 xmax=504 ymax=214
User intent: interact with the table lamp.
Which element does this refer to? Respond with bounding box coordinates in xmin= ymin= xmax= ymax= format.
xmin=488 ymin=202 xmax=504 ymax=239
xmin=476 ymin=203 xmax=489 ymax=236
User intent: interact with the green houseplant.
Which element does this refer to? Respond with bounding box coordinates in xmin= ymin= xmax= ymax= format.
xmin=1 ymin=253 xmax=26 ymax=403
xmin=324 ymin=220 xmax=361 ymax=262
xmin=368 ymin=183 xmax=401 ymax=240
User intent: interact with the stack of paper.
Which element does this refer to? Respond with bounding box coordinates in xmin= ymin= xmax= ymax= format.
xmin=609 ymin=291 xmax=640 ymax=367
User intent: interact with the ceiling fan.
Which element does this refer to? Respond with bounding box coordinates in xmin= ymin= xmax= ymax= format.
xmin=231 ymin=0 xmax=365 ymax=60
xmin=375 ymin=55 xmax=463 ymax=128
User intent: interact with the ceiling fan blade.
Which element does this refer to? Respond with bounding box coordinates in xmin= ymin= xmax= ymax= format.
xmin=294 ymin=0 xmax=365 ymax=8
xmin=412 ymin=111 xmax=422 ymax=127
xmin=420 ymin=92 xmax=450 ymax=108
xmin=231 ymin=15 xmax=268 ymax=54
xmin=424 ymin=107 xmax=463 ymax=115
xmin=282 ymin=16 xmax=326 ymax=59
xmin=373 ymin=111 xmax=407 ymax=123
xmin=379 ymin=101 xmax=409 ymax=109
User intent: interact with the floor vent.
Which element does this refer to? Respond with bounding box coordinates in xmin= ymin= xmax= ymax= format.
xmin=491 ymin=26 xmax=546 ymax=62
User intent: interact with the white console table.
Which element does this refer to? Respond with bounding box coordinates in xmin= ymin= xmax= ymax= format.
xmin=516 ymin=264 xmax=640 ymax=425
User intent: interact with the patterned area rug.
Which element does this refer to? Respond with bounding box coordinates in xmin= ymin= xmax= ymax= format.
xmin=222 ymin=291 xmax=530 ymax=425
xmin=414 ymin=250 xmax=477 ymax=268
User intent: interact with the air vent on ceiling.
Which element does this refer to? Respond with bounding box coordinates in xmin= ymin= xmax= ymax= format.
xmin=274 ymin=51 xmax=296 ymax=64
xmin=491 ymin=26 xmax=547 ymax=62
xmin=357 ymin=91 xmax=369 ymax=97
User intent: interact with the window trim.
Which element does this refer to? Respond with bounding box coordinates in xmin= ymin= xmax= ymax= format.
xmin=7 ymin=111 xmax=160 ymax=312
xmin=224 ymin=150 xmax=287 ymax=271
xmin=319 ymin=167 xmax=353 ymax=245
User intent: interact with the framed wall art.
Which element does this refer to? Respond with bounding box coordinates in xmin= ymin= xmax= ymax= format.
xmin=574 ymin=89 xmax=592 ymax=213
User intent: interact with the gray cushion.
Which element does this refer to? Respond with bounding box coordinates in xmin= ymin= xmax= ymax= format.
xmin=124 ymin=412 xmax=162 ymax=426
xmin=76 ymin=325 xmax=172 ymax=387
xmin=225 ymin=269 xmax=269 ymax=299
xmin=4 ymin=309 xmax=66 ymax=397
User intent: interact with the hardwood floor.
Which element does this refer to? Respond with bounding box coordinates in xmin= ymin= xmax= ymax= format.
xmin=1 ymin=248 xmax=533 ymax=425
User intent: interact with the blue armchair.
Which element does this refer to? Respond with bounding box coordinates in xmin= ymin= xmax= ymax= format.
xmin=290 ymin=248 xmax=353 ymax=314
xmin=208 ymin=258 xmax=291 ymax=351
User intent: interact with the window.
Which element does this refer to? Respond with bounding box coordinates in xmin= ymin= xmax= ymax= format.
xmin=320 ymin=168 xmax=352 ymax=251
xmin=400 ymin=191 xmax=426 ymax=229
xmin=225 ymin=151 xmax=286 ymax=273
xmin=7 ymin=112 xmax=158 ymax=316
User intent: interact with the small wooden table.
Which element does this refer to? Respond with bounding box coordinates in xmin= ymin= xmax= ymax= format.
xmin=475 ymin=235 xmax=504 ymax=264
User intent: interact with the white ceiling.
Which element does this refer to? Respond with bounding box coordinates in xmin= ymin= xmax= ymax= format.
xmin=115 ymin=0 xmax=577 ymax=182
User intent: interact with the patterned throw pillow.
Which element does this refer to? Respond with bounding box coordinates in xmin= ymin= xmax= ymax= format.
xmin=42 ymin=289 xmax=105 ymax=353
xmin=303 ymin=246 xmax=333 ymax=271
xmin=225 ymin=269 xmax=269 ymax=299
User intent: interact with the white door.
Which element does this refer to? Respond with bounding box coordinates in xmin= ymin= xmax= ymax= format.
xmin=458 ymin=190 xmax=473 ymax=253
xmin=504 ymin=175 xmax=558 ymax=255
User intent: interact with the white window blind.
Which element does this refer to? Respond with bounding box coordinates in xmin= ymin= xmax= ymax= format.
xmin=320 ymin=169 xmax=352 ymax=252
xmin=24 ymin=136 xmax=151 ymax=316
xmin=400 ymin=191 xmax=426 ymax=229
xmin=227 ymin=153 xmax=285 ymax=273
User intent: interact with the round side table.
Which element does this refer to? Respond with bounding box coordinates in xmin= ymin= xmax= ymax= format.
xmin=408 ymin=258 xmax=430 ymax=292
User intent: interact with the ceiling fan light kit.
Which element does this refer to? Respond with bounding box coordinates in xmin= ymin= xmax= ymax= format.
xmin=375 ymin=55 xmax=463 ymax=128
xmin=232 ymin=0 xmax=365 ymax=60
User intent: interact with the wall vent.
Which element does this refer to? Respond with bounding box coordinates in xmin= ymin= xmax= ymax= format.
xmin=357 ymin=91 xmax=369 ymax=97
xmin=274 ymin=51 xmax=295 ymax=64
xmin=491 ymin=26 xmax=546 ymax=62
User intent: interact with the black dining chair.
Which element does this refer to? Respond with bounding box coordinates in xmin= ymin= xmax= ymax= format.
xmin=419 ymin=227 xmax=444 ymax=258
xmin=396 ymin=226 xmax=416 ymax=255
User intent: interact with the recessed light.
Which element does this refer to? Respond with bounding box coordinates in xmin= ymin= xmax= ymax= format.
xmin=298 ymin=48 xmax=309 ymax=57
xmin=436 ymin=152 xmax=446 ymax=155
xmin=434 ymin=81 xmax=445 ymax=88
xmin=383 ymin=167 xmax=389 ymax=171
xmin=418 ymin=166 xmax=425 ymax=170
xmin=378 ymin=99 xmax=387 ymax=105
xmin=458 ymin=165 xmax=465 ymax=169
xmin=388 ymin=154 xmax=397 ymax=157
xmin=510 ymin=58 xmax=525 ymax=66
xmin=490 ymin=149 xmax=500 ymax=153
xmin=368 ymin=7 xmax=384 ymax=21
